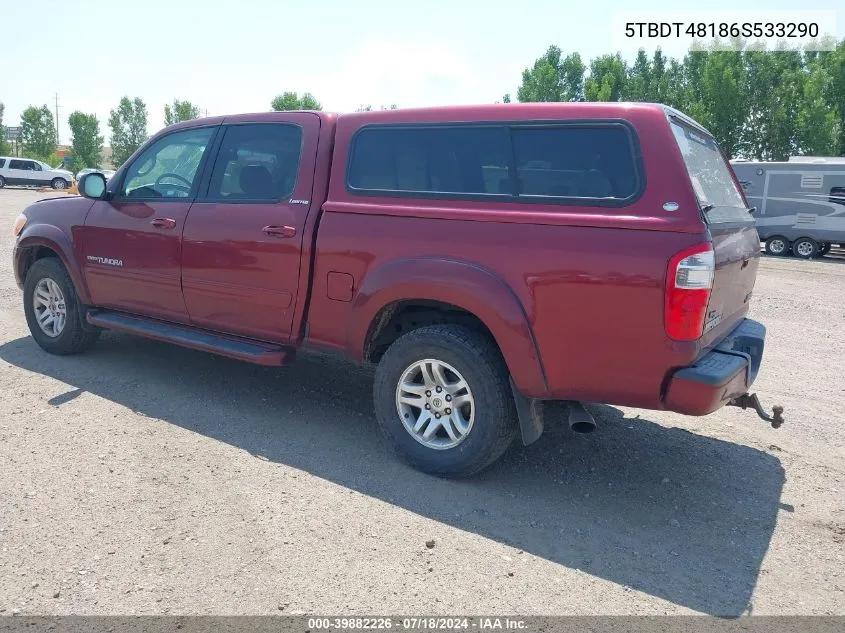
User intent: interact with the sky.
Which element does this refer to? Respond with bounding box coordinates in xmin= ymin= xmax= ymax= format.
xmin=1 ymin=0 xmax=841 ymax=146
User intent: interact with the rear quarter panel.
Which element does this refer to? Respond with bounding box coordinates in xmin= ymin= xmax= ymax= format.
xmin=309 ymin=213 xmax=706 ymax=405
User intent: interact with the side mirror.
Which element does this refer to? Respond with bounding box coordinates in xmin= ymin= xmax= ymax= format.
xmin=79 ymin=172 xmax=107 ymax=199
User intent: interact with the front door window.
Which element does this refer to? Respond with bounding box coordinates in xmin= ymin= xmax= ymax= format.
xmin=120 ymin=127 xmax=214 ymax=200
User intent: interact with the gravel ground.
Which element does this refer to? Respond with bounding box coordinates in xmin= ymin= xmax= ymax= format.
xmin=0 ymin=188 xmax=843 ymax=617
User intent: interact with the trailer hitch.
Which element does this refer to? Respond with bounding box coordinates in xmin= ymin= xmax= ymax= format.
xmin=728 ymin=393 xmax=785 ymax=428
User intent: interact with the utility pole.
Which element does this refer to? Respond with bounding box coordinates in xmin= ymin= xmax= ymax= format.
xmin=54 ymin=93 xmax=60 ymax=145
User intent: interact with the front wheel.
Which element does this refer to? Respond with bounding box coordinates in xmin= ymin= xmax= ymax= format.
xmin=373 ymin=325 xmax=517 ymax=478
xmin=0 ymin=175 xmax=6 ymax=188
xmin=51 ymin=178 xmax=68 ymax=190
xmin=23 ymin=257 xmax=100 ymax=355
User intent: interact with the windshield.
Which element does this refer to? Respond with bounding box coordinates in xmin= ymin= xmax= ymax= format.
xmin=670 ymin=119 xmax=749 ymax=223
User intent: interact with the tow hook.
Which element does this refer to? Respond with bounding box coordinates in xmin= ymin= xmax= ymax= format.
xmin=728 ymin=393 xmax=785 ymax=429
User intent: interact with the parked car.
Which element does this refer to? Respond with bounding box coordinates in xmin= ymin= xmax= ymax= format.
xmin=76 ymin=167 xmax=116 ymax=183
xmin=11 ymin=103 xmax=784 ymax=477
xmin=731 ymin=157 xmax=845 ymax=258
xmin=0 ymin=157 xmax=74 ymax=190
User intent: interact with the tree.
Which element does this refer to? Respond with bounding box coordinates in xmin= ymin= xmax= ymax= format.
xmin=624 ymin=49 xmax=652 ymax=102
xmin=559 ymin=53 xmax=586 ymax=102
xmin=584 ymin=54 xmax=628 ymax=102
xmin=0 ymin=102 xmax=10 ymax=155
xmin=109 ymin=97 xmax=148 ymax=168
xmin=798 ymin=55 xmax=842 ymax=155
xmin=68 ymin=111 xmax=104 ymax=170
xmin=505 ymin=38 xmax=845 ymax=159
xmin=738 ymin=50 xmax=804 ymax=160
xmin=20 ymin=105 xmax=57 ymax=161
xmin=663 ymin=58 xmax=690 ymax=112
xmin=694 ymin=51 xmax=747 ymax=158
xmin=624 ymin=49 xmax=668 ymax=103
xmin=516 ymin=46 xmax=585 ymax=103
xmin=822 ymin=40 xmax=845 ymax=155
xmin=164 ymin=99 xmax=201 ymax=126
xmin=649 ymin=49 xmax=669 ymax=104
xmin=271 ymin=92 xmax=322 ymax=111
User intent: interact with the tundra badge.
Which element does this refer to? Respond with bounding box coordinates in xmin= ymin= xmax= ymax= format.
xmin=87 ymin=255 xmax=123 ymax=267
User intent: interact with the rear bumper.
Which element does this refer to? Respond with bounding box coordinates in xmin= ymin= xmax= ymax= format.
xmin=664 ymin=318 xmax=766 ymax=416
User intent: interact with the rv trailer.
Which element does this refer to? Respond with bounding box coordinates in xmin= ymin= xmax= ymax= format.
xmin=730 ymin=157 xmax=845 ymax=258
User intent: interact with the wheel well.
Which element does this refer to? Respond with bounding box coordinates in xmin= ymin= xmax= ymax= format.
xmin=19 ymin=246 xmax=61 ymax=282
xmin=364 ymin=300 xmax=497 ymax=364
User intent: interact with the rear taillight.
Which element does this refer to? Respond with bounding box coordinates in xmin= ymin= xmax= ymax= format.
xmin=665 ymin=243 xmax=715 ymax=341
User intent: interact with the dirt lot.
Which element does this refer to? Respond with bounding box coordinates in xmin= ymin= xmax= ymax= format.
xmin=0 ymin=188 xmax=843 ymax=616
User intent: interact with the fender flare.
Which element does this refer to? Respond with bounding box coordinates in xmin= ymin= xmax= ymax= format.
xmin=16 ymin=225 xmax=92 ymax=305
xmin=347 ymin=257 xmax=548 ymax=398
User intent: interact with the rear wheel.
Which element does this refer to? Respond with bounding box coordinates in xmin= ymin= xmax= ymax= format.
xmin=0 ymin=175 xmax=6 ymax=188
xmin=765 ymin=236 xmax=790 ymax=256
xmin=373 ymin=324 xmax=517 ymax=478
xmin=23 ymin=258 xmax=100 ymax=355
xmin=51 ymin=178 xmax=68 ymax=190
xmin=792 ymin=237 xmax=818 ymax=259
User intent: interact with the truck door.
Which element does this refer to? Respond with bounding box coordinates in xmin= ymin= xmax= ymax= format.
xmin=80 ymin=125 xmax=218 ymax=322
xmin=180 ymin=113 xmax=321 ymax=343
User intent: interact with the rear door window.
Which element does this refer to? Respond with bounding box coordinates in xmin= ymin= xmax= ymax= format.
xmin=9 ymin=159 xmax=26 ymax=170
xmin=670 ymin=120 xmax=749 ymax=223
xmin=348 ymin=126 xmax=511 ymax=196
xmin=510 ymin=126 xmax=640 ymax=201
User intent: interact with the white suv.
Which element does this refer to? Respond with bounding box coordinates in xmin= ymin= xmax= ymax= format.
xmin=0 ymin=157 xmax=74 ymax=190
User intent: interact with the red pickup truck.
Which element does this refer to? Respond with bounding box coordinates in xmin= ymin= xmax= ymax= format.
xmin=12 ymin=103 xmax=783 ymax=477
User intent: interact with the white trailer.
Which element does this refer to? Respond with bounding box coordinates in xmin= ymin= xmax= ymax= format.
xmin=731 ymin=157 xmax=845 ymax=258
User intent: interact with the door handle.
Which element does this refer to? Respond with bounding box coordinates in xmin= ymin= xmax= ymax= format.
xmin=151 ymin=218 xmax=177 ymax=229
xmin=262 ymin=225 xmax=297 ymax=238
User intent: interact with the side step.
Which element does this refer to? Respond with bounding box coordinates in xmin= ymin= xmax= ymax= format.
xmin=86 ymin=310 xmax=294 ymax=366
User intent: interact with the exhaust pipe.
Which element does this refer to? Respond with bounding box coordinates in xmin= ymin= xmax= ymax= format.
xmin=567 ymin=401 xmax=597 ymax=433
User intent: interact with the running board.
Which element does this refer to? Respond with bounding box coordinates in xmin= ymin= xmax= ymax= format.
xmin=86 ymin=311 xmax=294 ymax=366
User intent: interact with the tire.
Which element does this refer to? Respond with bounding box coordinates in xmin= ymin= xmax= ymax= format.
xmin=818 ymin=243 xmax=831 ymax=257
xmin=51 ymin=178 xmax=68 ymax=190
xmin=373 ymin=324 xmax=518 ymax=478
xmin=0 ymin=176 xmax=6 ymax=188
xmin=792 ymin=237 xmax=818 ymax=259
xmin=765 ymin=236 xmax=790 ymax=256
xmin=23 ymin=257 xmax=100 ymax=355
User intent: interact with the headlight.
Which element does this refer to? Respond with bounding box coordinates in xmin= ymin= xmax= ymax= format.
xmin=13 ymin=213 xmax=27 ymax=237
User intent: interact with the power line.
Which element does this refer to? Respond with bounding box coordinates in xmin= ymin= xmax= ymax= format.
xmin=54 ymin=93 xmax=61 ymax=145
